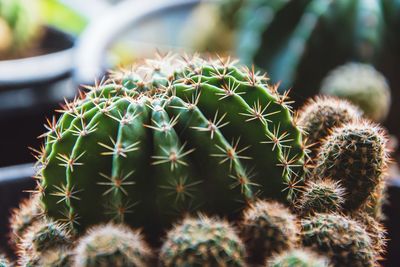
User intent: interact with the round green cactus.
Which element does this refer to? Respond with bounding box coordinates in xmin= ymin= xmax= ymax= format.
xmin=267 ymin=249 xmax=330 ymax=267
xmin=36 ymin=55 xmax=304 ymax=234
xmin=159 ymin=215 xmax=246 ymax=267
xmin=321 ymin=62 xmax=391 ymax=122
xmin=73 ymin=223 xmax=152 ymax=267
xmin=298 ymin=179 xmax=345 ymax=215
xmin=240 ymin=200 xmax=298 ymax=264
xmin=314 ymin=120 xmax=388 ymax=211
xmin=0 ymin=0 xmax=41 ymax=58
xmin=301 ymin=213 xmax=375 ymax=267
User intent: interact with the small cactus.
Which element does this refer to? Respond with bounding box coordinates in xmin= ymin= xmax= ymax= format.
xmin=160 ymin=215 xmax=246 ymax=267
xmin=297 ymin=96 xmax=362 ymax=156
xmin=73 ymin=223 xmax=152 ymax=267
xmin=9 ymin=194 xmax=42 ymax=247
xmin=267 ymin=249 xmax=330 ymax=267
xmin=301 ymin=213 xmax=375 ymax=267
xmin=19 ymin=247 xmax=72 ymax=267
xmin=321 ymin=62 xmax=391 ymax=122
xmin=314 ymin=120 xmax=389 ymax=211
xmin=0 ymin=255 xmax=11 ymax=267
xmin=240 ymin=200 xmax=298 ymax=264
xmin=298 ymin=179 xmax=345 ymax=215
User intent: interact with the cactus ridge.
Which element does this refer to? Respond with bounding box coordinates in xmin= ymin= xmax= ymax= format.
xmin=36 ymin=54 xmax=304 ymax=232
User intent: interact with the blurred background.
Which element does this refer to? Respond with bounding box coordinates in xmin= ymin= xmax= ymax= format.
xmin=0 ymin=0 xmax=399 ymax=265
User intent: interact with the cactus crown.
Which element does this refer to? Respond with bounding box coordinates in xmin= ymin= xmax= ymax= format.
xmin=314 ymin=120 xmax=389 ymax=210
xmin=73 ymin=223 xmax=151 ymax=267
xmin=36 ymin=54 xmax=304 ymax=235
xmin=267 ymin=249 xmax=330 ymax=267
xmin=160 ymin=215 xmax=246 ymax=267
xmin=321 ymin=62 xmax=391 ymax=122
xmin=241 ymin=200 xmax=298 ymax=264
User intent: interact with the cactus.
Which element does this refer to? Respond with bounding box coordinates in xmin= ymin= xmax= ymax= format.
xmin=301 ymin=213 xmax=376 ymax=267
xmin=159 ymin=215 xmax=246 ymax=267
xmin=298 ymin=179 xmax=345 ymax=215
xmin=0 ymin=255 xmax=11 ymax=267
xmin=0 ymin=0 xmax=41 ymax=58
xmin=18 ymin=219 xmax=72 ymax=259
xmin=20 ymin=247 xmax=72 ymax=267
xmin=9 ymin=194 xmax=42 ymax=247
xmin=297 ymin=96 xmax=362 ymax=156
xmin=36 ymin=55 xmax=304 ymax=234
xmin=314 ymin=120 xmax=388 ymax=211
xmin=321 ymin=62 xmax=391 ymax=122
xmin=240 ymin=200 xmax=298 ymax=264
xmin=267 ymin=249 xmax=330 ymax=267
xmin=73 ymin=223 xmax=152 ymax=267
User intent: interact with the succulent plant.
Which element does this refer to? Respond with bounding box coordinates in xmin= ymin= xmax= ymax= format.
xmin=20 ymin=247 xmax=72 ymax=267
xmin=297 ymin=96 xmax=362 ymax=156
xmin=314 ymin=120 xmax=389 ymax=211
xmin=0 ymin=0 xmax=41 ymax=58
xmin=298 ymin=179 xmax=345 ymax=215
xmin=320 ymin=62 xmax=391 ymax=122
xmin=267 ymin=249 xmax=330 ymax=267
xmin=0 ymin=255 xmax=11 ymax=267
xmin=35 ymin=55 xmax=304 ymax=234
xmin=240 ymin=200 xmax=298 ymax=264
xmin=301 ymin=213 xmax=375 ymax=267
xmin=73 ymin=223 xmax=152 ymax=267
xmin=159 ymin=215 xmax=246 ymax=267
xmin=9 ymin=194 xmax=42 ymax=247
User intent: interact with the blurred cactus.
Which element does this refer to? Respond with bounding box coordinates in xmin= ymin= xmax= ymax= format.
xmin=20 ymin=247 xmax=72 ymax=267
xmin=0 ymin=255 xmax=11 ymax=267
xmin=314 ymin=121 xmax=389 ymax=211
xmin=321 ymin=62 xmax=391 ymax=122
xmin=73 ymin=223 xmax=152 ymax=267
xmin=240 ymin=200 xmax=298 ymax=264
xmin=36 ymin=54 xmax=304 ymax=235
xmin=160 ymin=215 xmax=246 ymax=267
xmin=267 ymin=249 xmax=330 ymax=267
xmin=0 ymin=0 xmax=41 ymax=58
xmin=301 ymin=213 xmax=375 ymax=267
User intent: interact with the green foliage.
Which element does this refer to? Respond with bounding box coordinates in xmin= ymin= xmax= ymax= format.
xmin=267 ymin=249 xmax=330 ymax=267
xmin=73 ymin=223 xmax=152 ymax=267
xmin=298 ymin=179 xmax=345 ymax=215
xmin=159 ymin=215 xmax=246 ymax=267
xmin=320 ymin=62 xmax=391 ymax=122
xmin=301 ymin=213 xmax=375 ymax=267
xmin=314 ymin=121 xmax=388 ymax=211
xmin=37 ymin=55 xmax=304 ymax=234
xmin=240 ymin=200 xmax=298 ymax=264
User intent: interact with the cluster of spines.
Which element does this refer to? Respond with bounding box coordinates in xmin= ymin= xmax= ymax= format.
xmin=267 ymin=249 xmax=330 ymax=267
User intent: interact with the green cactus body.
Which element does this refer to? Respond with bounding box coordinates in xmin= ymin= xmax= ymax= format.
xmin=73 ymin=223 xmax=151 ymax=267
xmin=267 ymin=249 xmax=330 ymax=267
xmin=160 ymin=215 xmax=246 ymax=267
xmin=0 ymin=0 xmax=40 ymax=58
xmin=38 ymin=56 xmax=304 ymax=233
xmin=20 ymin=247 xmax=72 ymax=267
xmin=240 ymin=200 xmax=298 ymax=264
xmin=301 ymin=213 xmax=375 ymax=267
xmin=314 ymin=121 xmax=388 ymax=211
xmin=320 ymin=62 xmax=391 ymax=122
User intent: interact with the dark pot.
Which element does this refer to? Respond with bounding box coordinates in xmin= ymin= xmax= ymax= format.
xmin=0 ymin=27 xmax=76 ymax=167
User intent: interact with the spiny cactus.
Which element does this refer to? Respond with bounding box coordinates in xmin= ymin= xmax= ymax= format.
xmin=301 ymin=213 xmax=375 ymax=267
xmin=160 ymin=215 xmax=246 ymax=267
xmin=240 ymin=200 xmax=298 ymax=264
xmin=0 ymin=255 xmax=11 ymax=267
xmin=18 ymin=219 xmax=72 ymax=259
xmin=297 ymin=96 xmax=362 ymax=156
xmin=73 ymin=223 xmax=152 ymax=267
xmin=321 ymin=62 xmax=391 ymax=122
xmin=9 ymin=194 xmax=42 ymax=247
xmin=35 ymin=54 xmax=304 ymax=234
xmin=20 ymin=247 xmax=72 ymax=267
xmin=314 ymin=120 xmax=389 ymax=211
xmin=298 ymin=179 xmax=345 ymax=215
xmin=267 ymin=249 xmax=330 ymax=267
xmin=0 ymin=0 xmax=41 ymax=58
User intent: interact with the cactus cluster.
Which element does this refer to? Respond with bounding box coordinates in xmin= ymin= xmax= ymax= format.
xmin=36 ymin=54 xmax=304 ymax=235
xmin=321 ymin=62 xmax=391 ymax=122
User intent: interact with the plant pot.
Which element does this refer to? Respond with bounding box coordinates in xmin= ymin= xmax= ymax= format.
xmin=0 ymin=27 xmax=76 ymax=167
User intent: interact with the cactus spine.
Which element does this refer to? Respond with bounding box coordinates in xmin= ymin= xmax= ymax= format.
xmin=240 ymin=200 xmax=299 ymax=264
xmin=160 ymin=215 xmax=246 ymax=267
xmin=37 ymin=55 xmax=304 ymax=234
